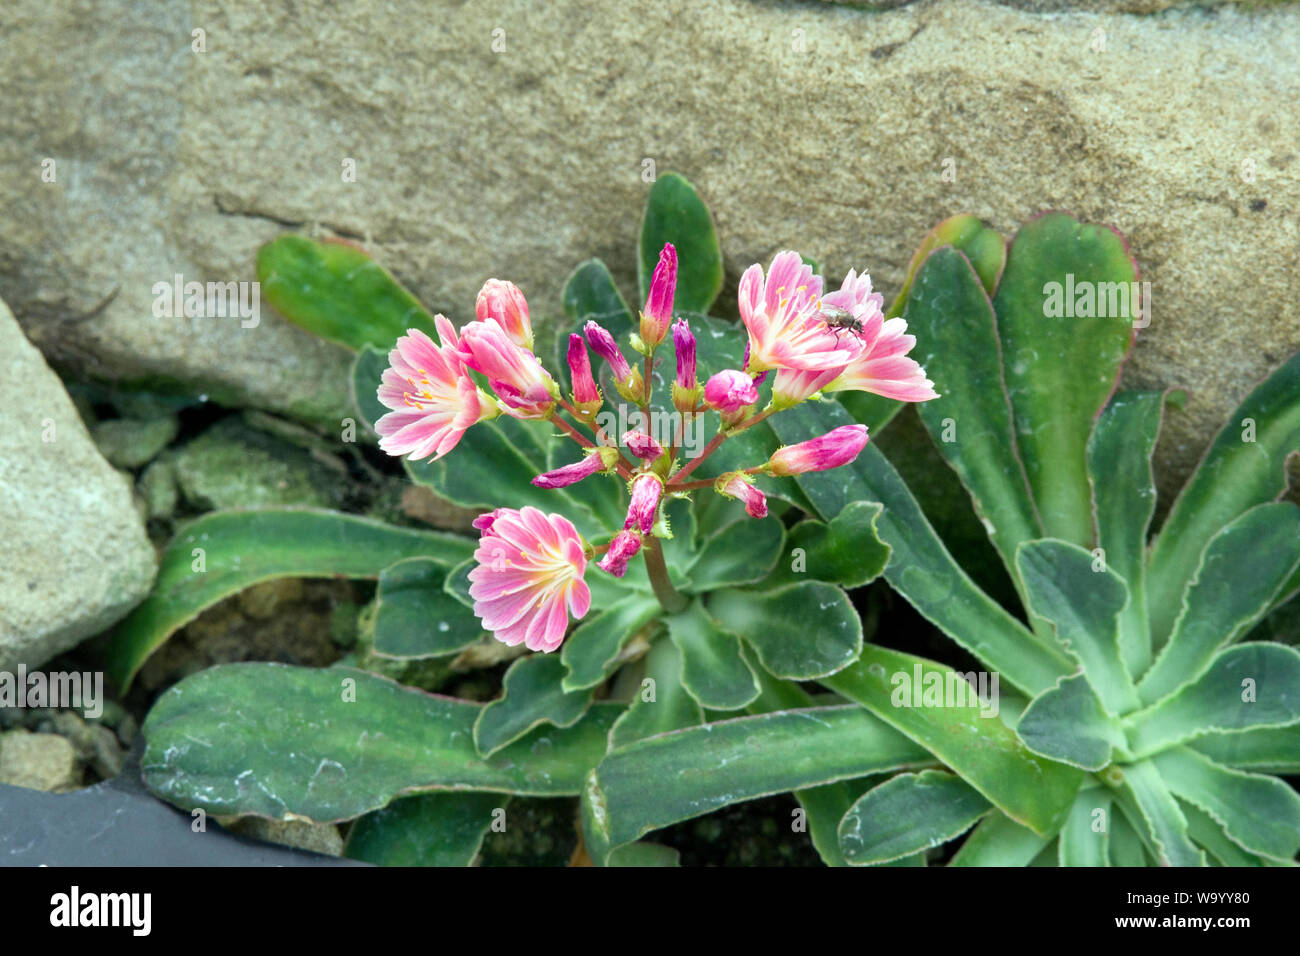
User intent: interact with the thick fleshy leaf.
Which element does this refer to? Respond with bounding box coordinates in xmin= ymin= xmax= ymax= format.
xmin=258 ymin=235 xmax=437 ymax=352
xmin=823 ymin=646 xmax=1083 ymax=836
xmin=708 ymin=581 xmax=862 ymax=680
xmin=106 ymin=509 xmax=474 ymax=691
xmin=1125 ymin=643 xmax=1300 ymax=758
xmin=344 ymin=792 xmax=502 ymax=867
xmin=1114 ymin=759 xmax=1205 ymax=866
xmin=1153 ymin=746 xmax=1300 ymax=862
xmin=1108 ymin=809 xmax=1151 ymax=867
xmin=1191 ymin=724 xmax=1300 ymax=774
xmin=684 ymin=515 xmax=784 ymax=592
xmin=474 ymin=655 xmax=596 ymax=758
xmin=370 ymin=558 xmax=483 ymax=660
xmin=561 ymin=595 xmax=662 ymax=692
xmin=888 ymin=214 xmax=1007 ymax=318
xmin=1180 ymin=801 xmax=1269 ymax=867
xmin=780 ymin=501 xmax=891 ymax=589
xmin=1016 ymin=673 xmax=1128 ymax=771
xmin=992 ymin=213 xmax=1138 ymax=546
xmin=838 ymin=771 xmax=990 ymax=866
xmin=1058 ymin=788 xmax=1112 ymax=867
xmin=606 ymin=842 xmax=681 ymax=867
xmin=581 ymin=705 xmax=930 ymax=865
xmin=607 ymin=639 xmax=702 ymax=748
xmin=142 ymin=663 xmax=621 ymax=821
xmin=665 ymin=599 xmax=760 ymax=711
xmin=638 ymin=172 xmax=722 ymax=313
xmin=906 ymin=246 xmax=1042 ymax=584
xmin=1147 ymin=350 xmax=1300 ymax=645
xmin=1016 ymin=539 xmax=1137 ymax=715
xmin=1138 ymin=502 xmax=1300 ymax=706
xmin=562 ymin=258 xmax=636 ymax=329
xmin=949 ymin=811 xmax=1052 ymax=867
xmin=774 ymin=404 xmax=1072 ymax=696
xmin=1087 ymin=390 xmax=1175 ymax=677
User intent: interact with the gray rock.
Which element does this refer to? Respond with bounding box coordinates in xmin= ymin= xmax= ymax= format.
xmin=0 ymin=0 xmax=1297 ymax=502
xmin=138 ymin=457 xmax=180 ymax=520
xmin=171 ymin=417 xmax=346 ymax=511
xmin=91 ymin=414 xmax=179 ymax=469
xmin=0 ymin=730 xmax=81 ymax=792
xmin=225 ymin=817 xmax=346 ymax=857
xmin=0 ymin=297 xmax=157 ymax=671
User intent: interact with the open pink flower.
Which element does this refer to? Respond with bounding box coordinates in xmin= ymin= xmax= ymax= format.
xmin=375 ymin=318 xmax=495 ymax=461
xmin=823 ymin=317 xmax=939 ymax=402
xmin=476 ymin=279 xmax=533 ymax=351
xmin=468 ymin=506 xmax=591 ymax=653
xmin=767 ymin=424 xmax=869 ymax=476
xmin=459 ymin=320 xmax=558 ymax=419
xmin=738 ymin=251 xmax=855 ymax=374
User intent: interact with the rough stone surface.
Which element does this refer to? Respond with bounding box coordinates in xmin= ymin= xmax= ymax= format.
xmin=1 ymin=0 xmax=1298 ymax=500
xmin=0 ymin=730 xmax=82 ymax=792
xmin=0 ymin=296 xmax=157 ymax=671
xmin=91 ymin=414 xmax=179 ymax=469
xmin=226 ymin=817 xmax=346 ymax=857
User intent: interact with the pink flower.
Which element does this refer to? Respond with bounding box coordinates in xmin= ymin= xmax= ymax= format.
xmin=475 ymin=279 xmax=533 ymax=351
xmin=704 ymin=369 xmax=759 ymax=426
xmin=623 ymin=430 xmax=664 ymax=462
xmin=598 ymin=530 xmax=643 ymax=578
xmin=738 ymin=251 xmax=855 ymax=374
xmin=822 ymin=316 xmax=939 ymax=402
xmin=459 ymin=320 xmax=558 ymax=419
xmin=767 ymin=425 xmax=869 ymax=476
xmin=672 ymin=318 xmax=700 ymax=413
xmin=641 ymin=243 xmax=677 ymax=347
xmin=715 ymin=472 xmax=768 ymax=519
xmin=585 ymin=320 xmax=645 ymax=402
xmin=567 ymin=334 xmax=602 ymax=417
xmin=468 ymin=506 xmax=591 ymax=653
xmin=624 ymin=473 xmax=663 ymax=533
xmin=532 ymin=448 xmax=619 ymax=489
xmin=375 ymin=318 xmax=495 ymax=461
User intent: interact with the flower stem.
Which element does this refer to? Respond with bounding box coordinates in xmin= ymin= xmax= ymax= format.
xmin=669 ymin=430 xmax=726 ymax=484
xmin=642 ymin=534 xmax=687 ymax=613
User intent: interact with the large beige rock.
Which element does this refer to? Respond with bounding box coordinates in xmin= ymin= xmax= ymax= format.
xmin=1 ymin=0 xmax=1296 ymax=498
xmin=0 ymin=297 xmax=157 ymax=670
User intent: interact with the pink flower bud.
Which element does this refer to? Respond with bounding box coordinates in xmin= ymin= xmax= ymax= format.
xmin=624 ymin=473 xmax=663 ymax=533
xmin=533 ymin=448 xmax=618 ymax=489
xmin=622 ymin=430 xmax=664 ymax=462
xmin=567 ymin=334 xmax=602 ymax=417
xmin=766 ymin=424 xmax=869 ymax=476
xmin=475 ymin=279 xmax=533 ymax=351
xmin=598 ymin=529 xmax=643 ymax=577
xmin=584 ymin=321 xmax=632 ymax=382
xmin=715 ymin=472 xmax=768 ymax=519
xmin=704 ymin=369 xmax=759 ymax=425
xmin=673 ymin=318 xmax=697 ymax=390
xmin=640 ymin=243 xmax=677 ymax=347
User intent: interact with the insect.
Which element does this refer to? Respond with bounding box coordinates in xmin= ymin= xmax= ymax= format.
xmin=816 ymin=304 xmax=863 ymax=342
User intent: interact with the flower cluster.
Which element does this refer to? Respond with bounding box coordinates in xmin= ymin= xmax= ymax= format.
xmin=374 ymin=245 xmax=937 ymax=652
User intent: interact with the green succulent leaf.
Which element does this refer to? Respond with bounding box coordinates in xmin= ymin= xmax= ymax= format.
xmin=1152 ymin=746 xmax=1300 ymax=862
xmin=1114 ymin=759 xmax=1206 ymax=867
xmin=1016 ymin=673 xmax=1129 ymax=771
xmin=889 ymin=214 xmax=1007 ymax=317
xmin=344 ymin=792 xmax=502 ymax=867
xmin=258 ymin=235 xmax=438 ymax=352
xmin=606 ymin=842 xmax=682 ymax=867
xmin=1179 ymin=801 xmax=1269 ymax=867
xmin=142 ymin=663 xmax=620 ymax=821
xmin=607 ymin=638 xmax=703 ymax=748
xmin=949 ymin=811 xmax=1053 ymax=866
xmin=370 ymin=557 xmax=483 ymax=660
xmin=639 ymin=172 xmax=723 ymax=314
xmin=1016 ymin=538 xmax=1137 ymax=715
xmin=823 ymin=645 xmax=1082 ymax=836
xmin=1107 ymin=809 xmax=1152 ymax=867
xmin=708 ymin=581 xmax=863 ymax=680
xmin=780 ymin=501 xmax=892 ymax=589
xmin=106 ymin=509 xmax=474 ymax=691
xmin=992 ymin=213 xmax=1138 ymax=546
xmin=563 ymin=258 xmax=636 ymax=329
xmin=582 ymin=704 xmax=930 ymax=865
xmin=774 ymin=404 xmax=1072 ymax=696
xmin=684 ymin=516 xmax=785 ymax=592
xmin=1138 ymin=502 xmax=1300 ymax=706
xmin=838 ymin=770 xmax=991 ymax=866
xmin=1087 ymin=390 xmax=1173 ymax=677
xmin=560 ymin=595 xmax=662 ymax=692
xmin=905 ymin=245 xmax=1042 ymax=584
xmin=1126 ymin=643 xmax=1300 ymax=758
xmin=1147 ymin=350 xmax=1300 ymax=645
xmin=1058 ymin=788 xmax=1112 ymax=867
xmin=474 ymin=655 xmax=596 ymax=758
xmin=1190 ymin=724 xmax=1300 ymax=774
xmin=664 ymin=599 xmax=760 ymax=711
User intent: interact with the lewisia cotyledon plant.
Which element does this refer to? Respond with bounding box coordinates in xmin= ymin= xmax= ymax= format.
xmin=374 ymin=244 xmax=938 ymax=652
